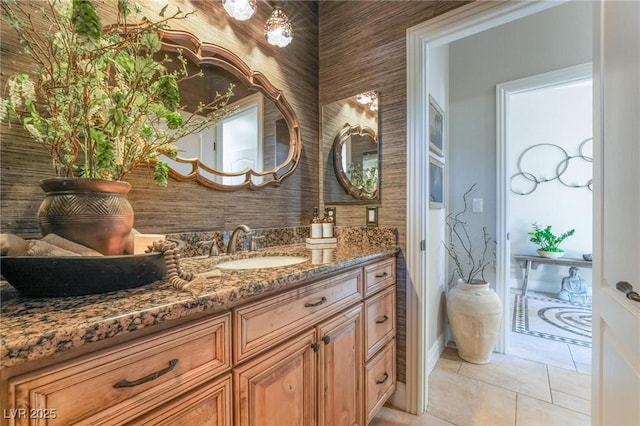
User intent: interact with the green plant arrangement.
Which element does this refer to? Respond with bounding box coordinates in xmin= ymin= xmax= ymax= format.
xmin=0 ymin=0 xmax=234 ymax=186
xmin=443 ymin=184 xmax=496 ymax=284
xmin=528 ymin=223 xmax=575 ymax=253
xmin=347 ymin=162 xmax=378 ymax=193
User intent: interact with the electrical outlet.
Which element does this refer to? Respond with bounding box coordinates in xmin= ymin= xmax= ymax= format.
xmin=472 ymin=198 xmax=483 ymax=213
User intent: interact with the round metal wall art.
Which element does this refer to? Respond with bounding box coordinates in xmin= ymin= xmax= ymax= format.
xmin=510 ymin=138 xmax=593 ymax=195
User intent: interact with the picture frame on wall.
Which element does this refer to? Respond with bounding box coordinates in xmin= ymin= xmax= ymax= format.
xmin=429 ymin=155 xmax=444 ymax=209
xmin=429 ymin=95 xmax=444 ymax=156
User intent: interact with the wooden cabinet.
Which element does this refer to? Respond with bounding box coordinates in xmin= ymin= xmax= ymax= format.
xmin=233 ymin=268 xmax=363 ymax=364
xmin=364 ymin=286 xmax=396 ymax=360
xmin=2 ymin=255 xmax=396 ymax=426
xmin=317 ymin=304 xmax=363 ymax=426
xmin=128 ymin=374 xmax=233 ymax=426
xmin=5 ymin=314 xmax=231 ymax=426
xmin=233 ymin=256 xmax=396 ymax=426
xmin=234 ymin=304 xmax=364 ymax=426
xmin=364 ymin=342 xmax=396 ymax=424
xmin=234 ymin=330 xmax=317 ymax=426
xmin=364 ymin=258 xmax=396 ymax=297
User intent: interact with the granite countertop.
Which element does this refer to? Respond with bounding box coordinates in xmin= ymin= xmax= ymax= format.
xmin=0 ymin=242 xmax=398 ymax=369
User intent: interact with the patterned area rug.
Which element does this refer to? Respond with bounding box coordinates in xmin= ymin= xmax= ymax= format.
xmin=513 ymin=294 xmax=592 ymax=348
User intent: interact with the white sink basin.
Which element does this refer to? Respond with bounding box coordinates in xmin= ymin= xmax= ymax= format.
xmin=215 ymin=256 xmax=308 ymax=270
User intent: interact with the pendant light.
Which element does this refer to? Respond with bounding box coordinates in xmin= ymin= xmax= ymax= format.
xmin=223 ymin=0 xmax=257 ymax=21
xmin=264 ymin=5 xmax=293 ymax=48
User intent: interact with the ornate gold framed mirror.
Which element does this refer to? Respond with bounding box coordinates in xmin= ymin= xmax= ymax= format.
xmin=157 ymin=29 xmax=301 ymax=190
xmin=322 ymin=91 xmax=380 ymax=203
xmin=332 ymin=124 xmax=378 ymax=200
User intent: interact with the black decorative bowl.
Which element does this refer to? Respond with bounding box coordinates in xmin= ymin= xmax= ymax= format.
xmin=0 ymin=253 xmax=166 ymax=298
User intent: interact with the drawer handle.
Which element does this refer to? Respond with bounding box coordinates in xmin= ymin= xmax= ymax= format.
xmin=376 ymin=372 xmax=389 ymax=385
xmin=374 ymin=272 xmax=388 ymax=278
xmin=113 ymin=359 xmax=178 ymax=388
xmin=376 ymin=315 xmax=389 ymax=324
xmin=304 ymin=296 xmax=327 ymax=307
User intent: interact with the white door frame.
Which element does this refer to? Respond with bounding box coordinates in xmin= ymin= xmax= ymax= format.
xmin=405 ymin=0 xmax=563 ymax=414
xmin=495 ymin=63 xmax=592 ymax=354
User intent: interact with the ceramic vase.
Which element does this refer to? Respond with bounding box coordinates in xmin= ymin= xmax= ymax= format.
xmin=536 ymin=249 xmax=565 ymax=259
xmin=37 ymin=178 xmax=134 ymax=256
xmin=447 ymin=279 xmax=503 ymax=364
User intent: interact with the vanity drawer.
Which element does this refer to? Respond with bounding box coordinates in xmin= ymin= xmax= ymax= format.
xmin=364 ymin=341 xmax=396 ymax=424
xmin=364 ymin=286 xmax=396 ymax=360
xmin=364 ymin=258 xmax=396 ymax=296
xmin=7 ymin=313 xmax=231 ymax=426
xmin=128 ymin=373 xmax=232 ymax=426
xmin=233 ymin=268 xmax=363 ymax=364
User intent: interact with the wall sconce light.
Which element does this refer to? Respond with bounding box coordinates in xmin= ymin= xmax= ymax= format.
xmin=223 ymin=0 xmax=257 ymax=21
xmin=356 ymin=91 xmax=375 ymax=105
xmin=264 ymin=6 xmax=293 ymax=48
xmin=356 ymin=91 xmax=378 ymax=112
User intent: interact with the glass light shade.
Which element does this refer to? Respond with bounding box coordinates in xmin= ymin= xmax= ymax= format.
xmin=369 ymin=98 xmax=378 ymax=112
xmin=223 ymin=0 xmax=257 ymax=21
xmin=264 ymin=7 xmax=293 ymax=48
xmin=356 ymin=91 xmax=374 ymax=105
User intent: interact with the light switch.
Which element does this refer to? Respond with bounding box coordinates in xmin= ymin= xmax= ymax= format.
xmin=472 ymin=198 xmax=483 ymax=213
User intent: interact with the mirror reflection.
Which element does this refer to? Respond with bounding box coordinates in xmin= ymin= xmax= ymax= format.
xmin=322 ymin=91 xmax=380 ymax=203
xmin=157 ymin=30 xmax=301 ymax=190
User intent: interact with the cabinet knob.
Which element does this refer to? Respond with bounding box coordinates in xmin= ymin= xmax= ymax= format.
xmin=311 ymin=342 xmax=320 ymax=352
xmin=322 ymin=335 xmax=331 ymax=345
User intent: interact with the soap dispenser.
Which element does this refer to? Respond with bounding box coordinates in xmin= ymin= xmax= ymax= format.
xmin=310 ymin=207 xmax=322 ymax=238
xmin=322 ymin=208 xmax=334 ymax=238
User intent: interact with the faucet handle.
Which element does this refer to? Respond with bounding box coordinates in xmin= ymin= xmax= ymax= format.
xmin=197 ymin=239 xmax=220 ymax=257
xmin=250 ymin=235 xmax=266 ymax=251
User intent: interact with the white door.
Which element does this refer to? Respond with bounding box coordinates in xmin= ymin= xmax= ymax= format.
xmin=592 ymin=1 xmax=640 ymax=424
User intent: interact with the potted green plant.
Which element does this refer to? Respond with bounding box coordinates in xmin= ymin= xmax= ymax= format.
xmin=1 ymin=0 xmax=234 ymax=255
xmin=443 ymin=184 xmax=502 ymax=364
xmin=528 ymin=223 xmax=575 ymax=259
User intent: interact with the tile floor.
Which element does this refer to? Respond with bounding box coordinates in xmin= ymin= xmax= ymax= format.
xmin=370 ymin=289 xmax=592 ymax=425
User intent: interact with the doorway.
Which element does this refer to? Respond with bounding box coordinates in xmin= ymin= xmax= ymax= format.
xmin=405 ymin=0 xmax=591 ymax=414
xmin=497 ymin=65 xmax=593 ymax=372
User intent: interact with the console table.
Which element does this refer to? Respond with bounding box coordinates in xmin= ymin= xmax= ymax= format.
xmin=513 ymin=254 xmax=592 ymax=295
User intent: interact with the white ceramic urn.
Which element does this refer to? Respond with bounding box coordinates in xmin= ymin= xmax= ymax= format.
xmin=446 ymin=279 xmax=503 ymax=364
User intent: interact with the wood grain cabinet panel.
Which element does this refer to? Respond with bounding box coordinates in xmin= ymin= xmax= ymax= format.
xmin=127 ymin=373 xmax=232 ymax=426
xmin=2 ymin=256 xmax=397 ymax=426
xmin=364 ymin=286 xmax=396 ymax=361
xmin=6 ymin=314 xmax=230 ymax=426
xmin=233 ymin=330 xmax=317 ymax=426
xmin=317 ymin=304 xmax=363 ymax=426
xmin=364 ymin=341 xmax=396 ymax=424
xmin=363 ymin=258 xmax=396 ymax=297
xmin=233 ymin=268 xmax=363 ymax=364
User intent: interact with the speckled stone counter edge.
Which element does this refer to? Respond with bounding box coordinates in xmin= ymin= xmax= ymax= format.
xmin=0 ymin=226 xmax=398 ymax=369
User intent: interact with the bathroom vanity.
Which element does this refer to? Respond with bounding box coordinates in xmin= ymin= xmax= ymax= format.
xmin=0 ymin=239 xmax=397 ymax=425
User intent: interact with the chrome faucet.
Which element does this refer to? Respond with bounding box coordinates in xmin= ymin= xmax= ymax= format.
xmin=227 ymin=224 xmax=252 ymax=254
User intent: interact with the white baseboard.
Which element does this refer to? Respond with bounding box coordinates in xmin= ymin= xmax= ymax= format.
xmin=427 ymin=333 xmax=445 ymax=375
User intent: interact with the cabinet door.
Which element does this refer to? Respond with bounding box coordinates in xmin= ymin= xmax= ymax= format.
xmin=317 ymin=304 xmax=363 ymax=426
xmin=364 ymin=286 xmax=396 ymax=360
xmin=7 ymin=314 xmax=230 ymax=426
xmin=234 ymin=330 xmax=316 ymax=426
xmin=127 ymin=374 xmax=232 ymax=426
xmin=364 ymin=341 xmax=396 ymax=424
